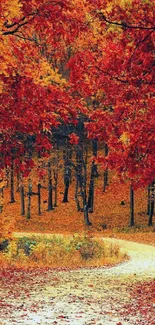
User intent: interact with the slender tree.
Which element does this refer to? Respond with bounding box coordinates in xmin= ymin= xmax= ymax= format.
xmin=20 ymin=183 xmax=25 ymax=216
xmin=103 ymin=143 xmax=109 ymax=192
xmin=27 ymin=178 xmax=32 ymax=219
xmin=62 ymin=143 xmax=72 ymax=203
xmin=38 ymin=182 xmax=41 ymax=215
xmin=47 ymin=159 xmax=53 ymax=211
xmin=130 ymin=185 xmax=134 ymax=227
xmin=10 ymin=156 xmax=15 ymax=203
xmin=88 ymin=161 xmax=96 ymax=212
xmin=148 ymin=182 xmax=154 ymax=227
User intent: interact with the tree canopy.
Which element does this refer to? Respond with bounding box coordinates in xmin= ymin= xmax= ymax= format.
xmin=0 ymin=0 xmax=155 ymax=187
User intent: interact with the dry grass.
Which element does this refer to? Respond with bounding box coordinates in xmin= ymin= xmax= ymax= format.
xmin=0 ymin=234 xmax=127 ymax=269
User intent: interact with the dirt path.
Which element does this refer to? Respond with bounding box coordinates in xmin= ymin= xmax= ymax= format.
xmin=0 ymin=235 xmax=155 ymax=325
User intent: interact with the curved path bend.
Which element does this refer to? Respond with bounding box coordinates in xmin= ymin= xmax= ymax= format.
xmin=0 ymin=235 xmax=155 ymax=325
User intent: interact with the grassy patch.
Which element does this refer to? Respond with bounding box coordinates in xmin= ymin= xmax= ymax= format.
xmin=0 ymin=234 xmax=127 ymax=269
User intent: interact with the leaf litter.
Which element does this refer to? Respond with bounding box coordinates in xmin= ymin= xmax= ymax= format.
xmin=0 ymin=238 xmax=155 ymax=325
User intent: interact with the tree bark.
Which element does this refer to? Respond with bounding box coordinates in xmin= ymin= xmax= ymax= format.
xmin=130 ymin=185 xmax=134 ymax=226
xmin=83 ymin=145 xmax=92 ymax=226
xmin=38 ymin=183 xmax=41 ymax=215
xmin=20 ymin=184 xmax=25 ymax=216
xmin=75 ymin=178 xmax=83 ymax=211
xmin=47 ymin=160 xmax=53 ymax=211
xmin=103 ymin=143 xmax=109 ymax=192
xmin=63 ymin=178 xmax=69 ymax=203
xmin=53 ymin=138 xmax=60 ymax=207
xmin=6 ymin=168 xmax=9 ymax=188
xmin=0 ymin=188 xmax=3 ymax=213
xmin=10 ymin=157 xmax=15 ymax=203
xmin=84 ymin=203 xmax=90 ymax=225
xmin=16 ymin=172 xmax=20 ymax=192
xmin=53 ymin=170 xmax=58 ymax=207
xmin=27 ymin=179 xmax=32 ymax=219
xmin=88 ymin=161 xmax=96 ymax=212
xmin=75 ymin=145 xmax=84 ymax=211
xmin=92 ymin=139 xmax=98 ymax=177
xmin=62 ymin=145 xmax=72 ymax=203
xmin=148 ymin=182 xmax=154 ymax=226
xmin=147 ymin=184 xmax=151 ymax=215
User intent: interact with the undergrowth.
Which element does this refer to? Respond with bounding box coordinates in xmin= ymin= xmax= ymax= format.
xmin=0 ymin=234 xmax=127 ymax=269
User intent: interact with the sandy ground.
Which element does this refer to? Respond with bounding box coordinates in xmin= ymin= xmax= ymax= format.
xmin=0 ymin=236 xmax=155 ymax=325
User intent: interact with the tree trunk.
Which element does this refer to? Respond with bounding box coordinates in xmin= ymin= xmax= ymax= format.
xmin=92 ymin=139 xmax=98 ymax=177
xmin=75 ymin=178 xmax=83 ymax=211
xmin=53 ymin=170 xmax=58 ymax=207
xmin=38 ymin=183 xmax=41 ymax=215
xmin=16 ymin=172 xmax=20 ymax=192
xmin=0 ymin=188 xmax=3 ymax=213
xmin=148 ymin=182 xmax=154 ymax=226
xmin=88 ymin=161 xmax=96 ymax=212
xmin=6 ymin=168 xmax=9 ymax=188
xmin=53 ymin=138 xmax=60 ymax=207
xmin=20 ymin=184 xmax=25 ymax=216
xmin=62 ymin=145 xmax=72 ymax=203
xmin=27 ymin=180 xmax=32 ymax=219
xmin=10 ymin=157 xmax=15 ymax=203
xmin=47 ymin=160 xmax=53 ymax=211
xmin=84 ymin=203 xmax=91 ymax=225
xmin=75 ymin=145 xmax=84 ymax=211
xmin=147 ymin=184 xmax=151 ymax=215
xmin=130 ymin=185 xmax=134 ymax=226
xmin=63 ymin=178 xmax=70 ymax=202
xmin=83 ymin=145 xmax=92 ymax=226
xmin=103 ymin=143 xmax=109 ymax=192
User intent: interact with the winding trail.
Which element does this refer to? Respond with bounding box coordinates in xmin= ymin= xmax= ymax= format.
xmin=0 ymin=235 xmax=155 ymax=325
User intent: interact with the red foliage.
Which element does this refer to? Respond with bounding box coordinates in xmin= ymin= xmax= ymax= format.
xmin=69 ymin=133 xmax=79 ymax=145
xmin=0 ymin=0 xmax=154 ymax=188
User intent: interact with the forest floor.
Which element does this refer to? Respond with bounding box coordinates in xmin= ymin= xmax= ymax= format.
xmin=0 ymin=174 xmax=155 ymax=324
xmin=0 ymin=238 xmax=155 ymax=325
xmin=1 ymin=178 xmax=155 ymax=246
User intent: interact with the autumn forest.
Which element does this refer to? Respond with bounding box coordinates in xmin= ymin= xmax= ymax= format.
xmin=0 ymin=1 xmax=155 ymax=324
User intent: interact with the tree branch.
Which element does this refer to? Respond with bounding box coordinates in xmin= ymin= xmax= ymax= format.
xmin=97 ymin=12 xmax=155 ymax=31
xmin=128 ymin=30 xmax=154 ymax=68
xmin=3 ymin=16 xmax=27 ymax=29
xmin=15 ymin=33 xmax=38 ymax=42
xmin=2 ymin=15 xmax=38 ymax=36
xmin=95 ymin=66 xmax=129 ymax=84
xmin=2 ymin=21 xmax=30 ymax=35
